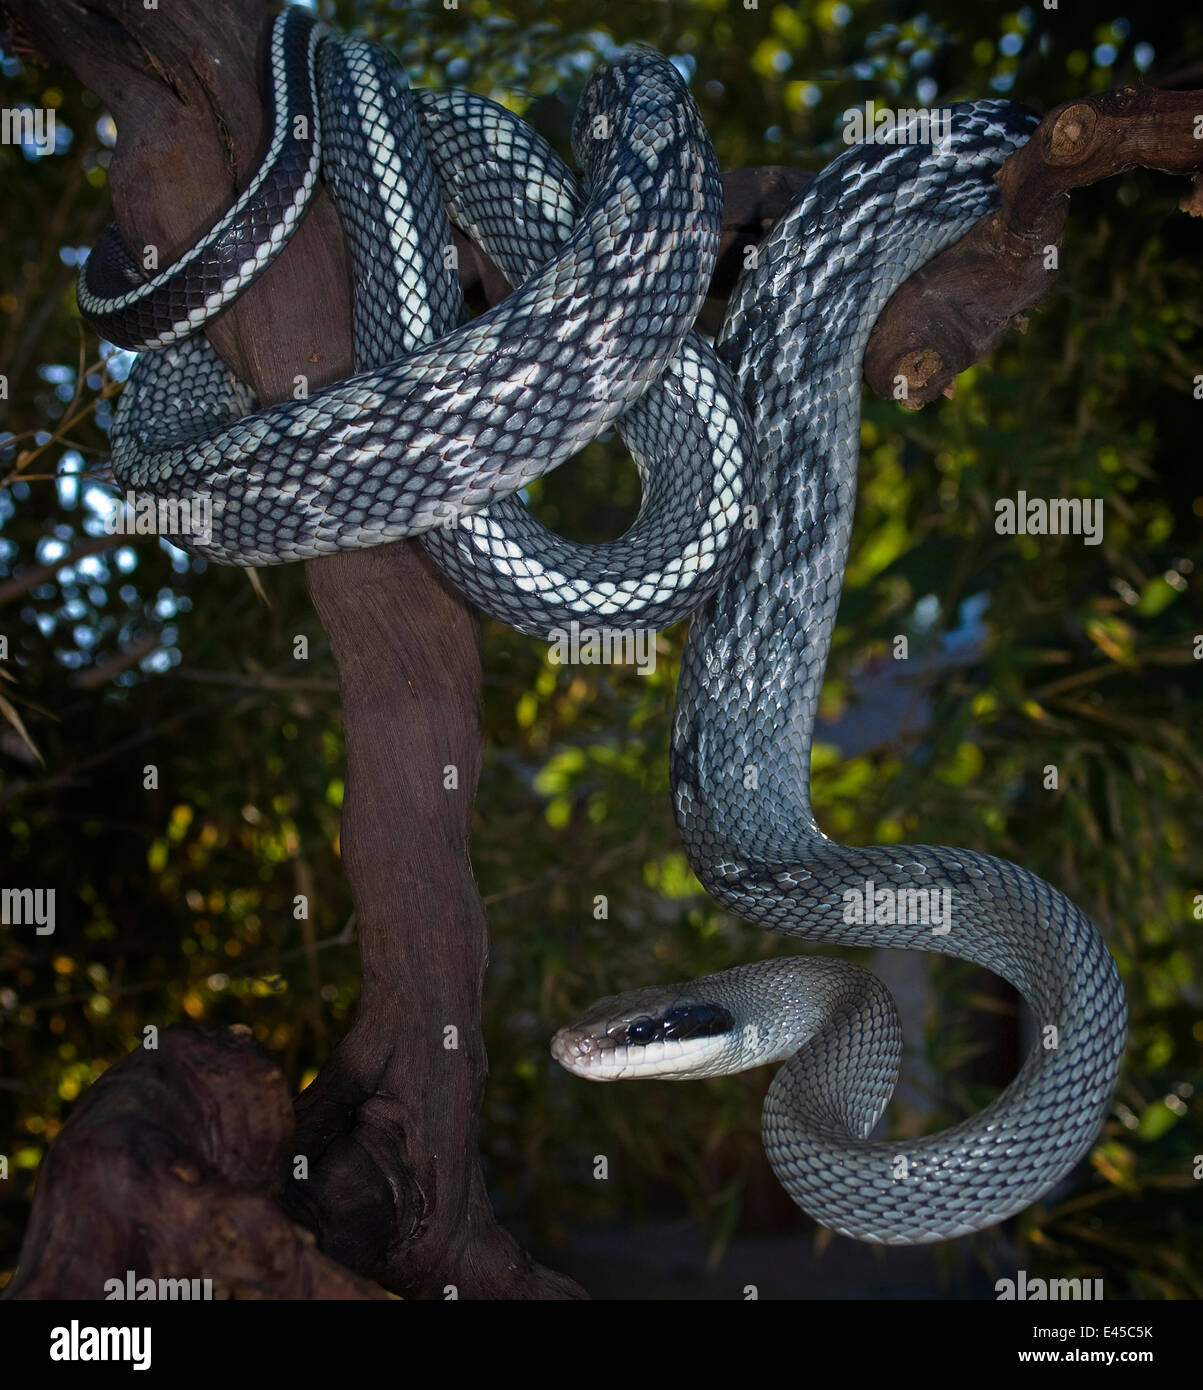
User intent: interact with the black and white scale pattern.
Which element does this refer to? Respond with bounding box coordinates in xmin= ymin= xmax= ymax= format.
xmin=100 ymin=11 xmax=742 ymax=572
xmin=78 ymin=9 xmax=323 ymax=351
xmin=413 ymin=88 xmax=753 ymax=635
xmin=82 ymin=9 xmax=1128 ymax=1244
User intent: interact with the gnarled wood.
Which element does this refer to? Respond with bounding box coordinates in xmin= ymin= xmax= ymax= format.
xmin=5 ymin=1025 xmax=389 ymax=1300
xmin=862 ymin=85 xmax=1203 ymax=406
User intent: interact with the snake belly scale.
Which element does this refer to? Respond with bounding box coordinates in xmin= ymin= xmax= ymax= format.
xmin=81 ymin=7 xmax=1126 ymax=1244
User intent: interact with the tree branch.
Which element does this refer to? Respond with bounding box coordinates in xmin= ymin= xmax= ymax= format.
xmin=862 ymin=86 xmax=1203 ymax=406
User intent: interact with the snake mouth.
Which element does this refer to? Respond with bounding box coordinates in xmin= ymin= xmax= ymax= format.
xmin=551 ymin=1000 xmax=736 ymax=1081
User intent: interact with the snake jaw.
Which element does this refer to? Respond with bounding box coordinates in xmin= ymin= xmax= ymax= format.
xmin=551 ymin=993 xmax=740 ymax=1080
xmin=550 ymin=1026 xmax=735 ymax=1081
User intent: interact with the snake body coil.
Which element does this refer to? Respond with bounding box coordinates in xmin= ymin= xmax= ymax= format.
xmin=83 ymin=9 xmax=1126 ymax=1244
xmin=95 ymin=8 xmax=752 ymax=594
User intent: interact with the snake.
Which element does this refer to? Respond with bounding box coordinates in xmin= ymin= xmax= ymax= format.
xmin=85 ymin=5 xmax=753 ymax=634
xmin=79 ymin=7 xmax=1126 ymax=1244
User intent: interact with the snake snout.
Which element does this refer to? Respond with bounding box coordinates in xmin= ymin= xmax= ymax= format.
xmin=549 ymin=1026 xmax=608 ymax=1077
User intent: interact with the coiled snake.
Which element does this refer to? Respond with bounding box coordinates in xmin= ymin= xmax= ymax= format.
xmin=82 ymin=7 xmax=1126 ymax=1244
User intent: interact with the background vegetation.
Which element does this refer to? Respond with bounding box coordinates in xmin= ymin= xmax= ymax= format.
xmin=0 ymin=0 xmax=1199 ymax=1296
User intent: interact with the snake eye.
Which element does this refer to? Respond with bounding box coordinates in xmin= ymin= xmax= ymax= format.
xmin=626 ymin=1017 xmax=659 ymax=1045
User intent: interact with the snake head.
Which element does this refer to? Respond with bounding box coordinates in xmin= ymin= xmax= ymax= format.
xmin=551 ymin=987 xmax=737 ymax=1081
